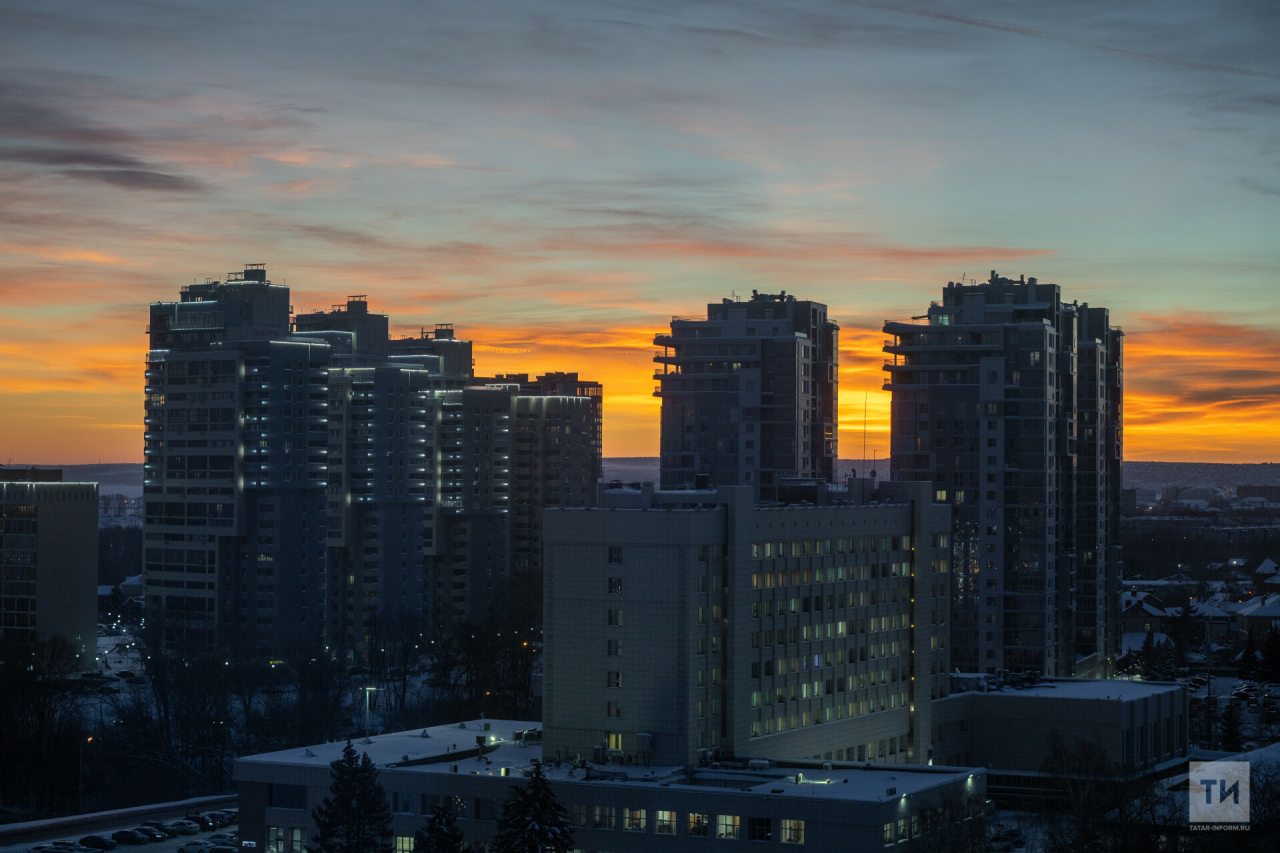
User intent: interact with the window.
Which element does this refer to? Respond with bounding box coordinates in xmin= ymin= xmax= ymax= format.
xmin=608 ymin=639 xmax=621 ymax=656
xmin=606 ymin=671 xmax=621 ymax=688
xmin=656 ymin=811 xmax=676 ymax=835
xmin=608 ymin=609 xmax=622 ymax=626
xmin=883 ymin=822 xmax=894 ymax=845
xmin=474 ymin=798 xmax=498 ymax=821
xmin=594 ymin=805 xmax=616 ymax=829
xmin=607 ymin=701 xmax=621 ymax=718
xmin=688 ymin=814 xmax=709 ymax=837
xmin=392 ymin=792 xmax=413 ymax=814
xmin=717 ymin=815 xmax=740 ymax=840
xmin=268 ymin=784 xmax=307 ymax=810
xmin=608 ymin=577 xmax=623 ymax=594
xmin=624 ymin=808 xmax=646 ymax=832
xmin=606 ymin=732 xmax=623 ymax=750
xmin=570 ymin=804 xmax=587 ymax=827
xmin=608 ymin=546 xmax=623 ymax=563
xmin=394 ymin=838 xmax=413 ymax=853
xmin=747 ymin=817 xmax=771 ymax=842
xmin=781 ymin=820 xmax=805 ymax=844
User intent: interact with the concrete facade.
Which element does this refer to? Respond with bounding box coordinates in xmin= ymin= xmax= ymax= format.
xmin=655 ymin=292 xmax=838 ymax=502
xmin=0 ymin=478 xmax=98 ymax=666
xmin=144 ymin=266 xmax=601 ymax=656
xmin=883 ymin=271 xmax=1123 ymax=678
xmin=542 ymin=480 xmax=952 ymax=769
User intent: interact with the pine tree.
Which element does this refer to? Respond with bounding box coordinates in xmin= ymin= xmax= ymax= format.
xmin=309 ymin=741 xmax=394 ymax=853
xmin=1221 ymin=702 xmax=1244 ymax=753
xmin=1139 ymin=630 xmax=1157 ymax=679
xmin=492 ymin=761 xmax=574 ymax=853
xmin=1242 ymin=630 xmax=1259 ymax=681
xmin=1264 ymin=629 xmax=1280 ymax=684
xmin=414 ymin=797 xmax=465 ymax=853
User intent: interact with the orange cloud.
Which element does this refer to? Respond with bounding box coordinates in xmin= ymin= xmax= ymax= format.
xmin=1122 ymin=313 xmax=1280 ymax=463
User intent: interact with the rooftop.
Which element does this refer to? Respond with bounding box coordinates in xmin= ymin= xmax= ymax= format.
xmin=950 ymin=676 xmax=1184 ymax=702
xmin=235 ymin=719 xmax=978 ymax=804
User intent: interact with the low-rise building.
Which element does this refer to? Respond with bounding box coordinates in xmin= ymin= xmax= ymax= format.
xmin=930 ymin=675 xmax=1188 ymax=801
xmin=233 ymin=719 xmax=987 ymax=853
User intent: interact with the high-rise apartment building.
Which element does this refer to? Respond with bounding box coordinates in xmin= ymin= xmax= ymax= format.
xmin=542 ymin=480 xmax=951 ymax=768
xmin=145 ymin=266 xmax=601 ymax=656
xmin=655 ymin=292 xmax=838 ymax=501
xmin=0 ymin=469 xmax=98 ymax=666
xmin=882 ymin=272 xmax=1122 ymax=677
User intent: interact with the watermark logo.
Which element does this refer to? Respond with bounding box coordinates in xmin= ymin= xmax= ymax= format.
xmin=1189 ymin=760 xmax=1250 ymax=828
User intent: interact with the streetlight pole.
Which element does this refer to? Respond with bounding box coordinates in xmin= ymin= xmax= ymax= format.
xmin=79 ymin=737 xmax=93 ymax=812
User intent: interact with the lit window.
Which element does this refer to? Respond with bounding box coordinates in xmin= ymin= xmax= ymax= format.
xmin=688 ymin=814 xmax=709 ymax=837
xmin=781 ymin=820 xmax=805 ymax=844
xmin=624 ymin=808 xmax=646 ymax=832
xmin=717 ymin=815 xmax=740 ymax=840
xmin=656 ymin=811 xmax=676 ymax=835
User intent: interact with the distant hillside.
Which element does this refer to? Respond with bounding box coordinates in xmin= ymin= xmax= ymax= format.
xmin=0 ymin=463 xmax=144 ymax=496
xmin=1123 ymin=461 xmax=1280 ymax=491
xmin=7 ymin=459 xmax=1273 ymax=496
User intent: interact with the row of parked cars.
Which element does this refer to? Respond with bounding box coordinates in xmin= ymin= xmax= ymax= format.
xmin=28 ymin=809 xmax=237 ymax=853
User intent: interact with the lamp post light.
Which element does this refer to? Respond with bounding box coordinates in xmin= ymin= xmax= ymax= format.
xmin=79 ymin=736 xmax=94 ymax=812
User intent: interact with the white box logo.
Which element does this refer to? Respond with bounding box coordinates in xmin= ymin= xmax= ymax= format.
xmin=1189 ymin=760 xmax=1250 ymax=825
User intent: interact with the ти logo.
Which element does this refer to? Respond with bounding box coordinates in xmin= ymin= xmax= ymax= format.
xmin=1189 ymin=760 xmax=1250 ymax=825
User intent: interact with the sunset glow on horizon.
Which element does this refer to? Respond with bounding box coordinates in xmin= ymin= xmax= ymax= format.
xmin=1 ymin=1 xmax=1276 ymax=465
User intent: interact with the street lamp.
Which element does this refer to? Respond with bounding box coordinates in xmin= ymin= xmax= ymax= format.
xmin=79 ymin=736 xmax=94 ymax=812
xmin=362 ymin=687 xmax=378 ymax=738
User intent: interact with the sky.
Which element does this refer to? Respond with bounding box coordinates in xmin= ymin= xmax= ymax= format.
xmin=1 ymin=0 xmax=1277 ymax=465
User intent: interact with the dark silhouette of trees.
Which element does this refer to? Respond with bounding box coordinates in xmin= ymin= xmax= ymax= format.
xmin=492 ymin=762 xmax=573 ymax=853
xmin=0 ymin=635 xmax=87 ymax=820
xmin=308 ymin=741 xmax=393 ymax=853
xmin=414 ymin=797 xmax=466 ymax=853
xmin=1038 ymin=733 xmax=1171 ymax=853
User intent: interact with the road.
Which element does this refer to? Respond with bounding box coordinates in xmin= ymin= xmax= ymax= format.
xmin=0 ymin=811 xmax=237 ymax=853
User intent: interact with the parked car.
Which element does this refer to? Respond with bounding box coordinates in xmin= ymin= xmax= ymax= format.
xmin=205 ymin=813 xmax=231 ymax=828
xmin=207 ymin=834 xmax=237 ymax=846
xmin=140 ymin=823 xmax=176 ymax=839
xmin=163 ymin=821 xmax=199 ymax=836
xmin=131 ymin=827 xmax=165 ymax=843
xmin=208 ymin=812 xmax=237 ymax=827
xmin=110 ymin=832 xmax=147 ymax=846
xmin=79 ymin=837 xmax=117 ymax=850
xmin=177 ymin=841 xmax=215 ymax=853
xmin=184 ymin=814 xmax=214 ymax=832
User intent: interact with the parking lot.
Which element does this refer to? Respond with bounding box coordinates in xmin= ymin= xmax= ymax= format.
xmin=0 ymin=811 xmax=237 ymax=853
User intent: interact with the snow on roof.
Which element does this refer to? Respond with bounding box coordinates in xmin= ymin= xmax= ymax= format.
xmin=1257 ymin=557 xmax=1279 ymax=576
xmin=1122 ymin=632 xmax=1168 ymax=655
xmin=1234 ymin=595 xmax=1280 ymax=618
xmin=234 ymin=719 xmax=976 ymax=803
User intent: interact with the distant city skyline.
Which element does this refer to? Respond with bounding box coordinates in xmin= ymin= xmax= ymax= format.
xmin=1 ymin=1 xmax=1277 ymax=464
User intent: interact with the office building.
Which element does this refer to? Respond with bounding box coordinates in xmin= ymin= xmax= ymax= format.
xmin=882 ymin=272 xmax=1123 ymax=677
xmin=145 ymin=266 xmax=601 ymax=655
xmin=654 ymin=292 xmax=838 ymax=501
xmin=234 ymin=718 xmax=987 ymax=853
xmin=542 ymin=480 xmax=951 ymax=769
xmin=0 ymin=469 xmax=98 ymax=666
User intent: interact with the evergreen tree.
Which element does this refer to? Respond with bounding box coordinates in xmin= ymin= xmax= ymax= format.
xmin=1242 ymin=630 xmax=1259 ymax=681
xmin=414 ymin=797 xmax=465 ymax=853
xmin=492 ymin=761 xmax=573 ymax=853
xmin=1221 ymin=702 xmax=1244 ymax=753
xmin=309 ymin=741 xmax=394 ymax=853
xmin=1138 ymin=630 xmax=1157 ymax=679
xmin=1264 ymin=629 xmax=1280 ymax=684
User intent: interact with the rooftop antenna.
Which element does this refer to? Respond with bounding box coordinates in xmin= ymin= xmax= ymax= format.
xmin=861 ymin=392 xmax=868 ymax=479
xmin=871 ymin=449 xmax=877 ymax=481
